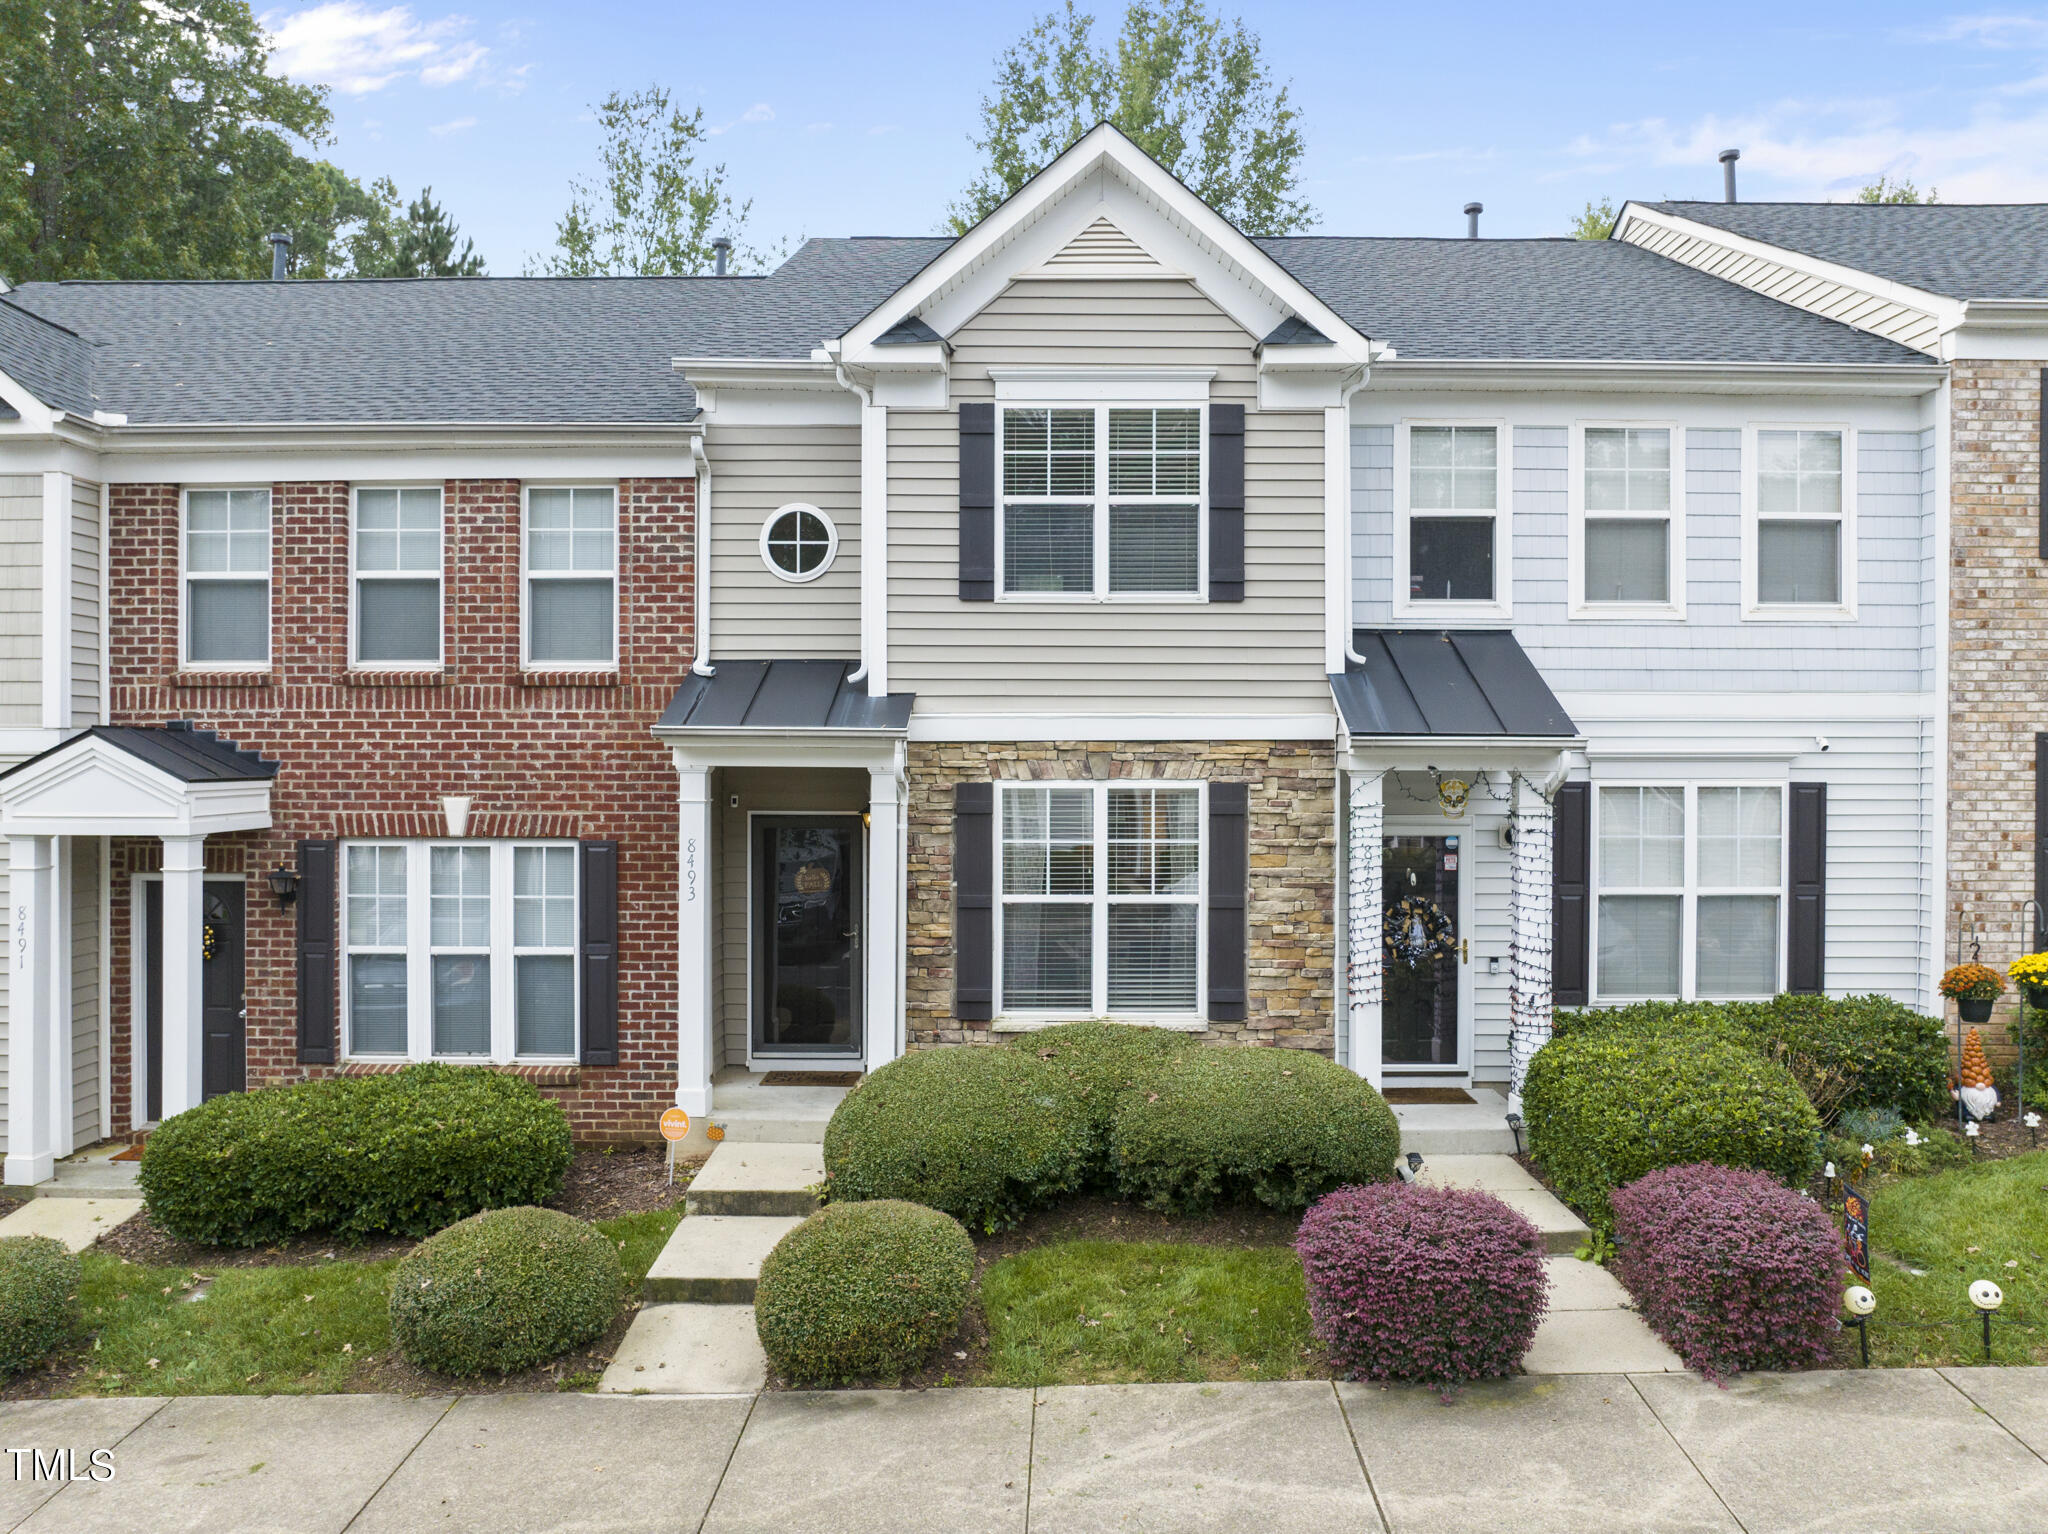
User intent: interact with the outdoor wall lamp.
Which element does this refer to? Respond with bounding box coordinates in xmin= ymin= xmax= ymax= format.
xmin=267 ymin=865 xmax=300 ymax=909
xmin=1970 ymin=1279 xmax=2004 ymax=1362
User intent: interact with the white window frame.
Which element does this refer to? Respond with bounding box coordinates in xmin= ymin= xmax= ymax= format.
xmin=992 ymin=780 xmax=1208 ymax=1024
xmin=1589 ymin=781 xmax=1787 ymax=1005
xmin=179 ymin=486 xmax=272 ymax=670
xmin=349 ymin=484 xmax=445 ymax=670
xmin=1393 ymin=418 xmax=1511 ymax=622
xmin=520 ymin=483 xmax=620 ymax=671
xmin=994 ymin=400 xmax=1209 ymax=604
xmin=341 ymin=840 xmax=581 ymax=1063
xmin=759 ymin=502 xmax=840 ymax=584
xmin=1741 ymin=422 xmax=1857 ymax=621
xmin=1567 ymin=420 xmax=1685 ymax=620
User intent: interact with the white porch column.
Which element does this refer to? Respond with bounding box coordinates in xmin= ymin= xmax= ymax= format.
xmin=866 ymin=756 xmax=906 ymax=1069
xmin=47 ymin=837 xmax=74 ymax=1158
xmin=1507 ymin=775 xmax=1556 ymax=1111
xmin=4 ymin=836 xmax=57 ymax=1185
xmin=675 ymin=765 xmax=714 ymax=1116
xmin=159 ymin=834 xmax=206 ymax=1119
xmin=1345 ymin=771 xmax=1384 ymax=1087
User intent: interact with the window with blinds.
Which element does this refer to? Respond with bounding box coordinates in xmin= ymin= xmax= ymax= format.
xmin=1579 ymin=426 xmax=1674 ymax=608
xmin=998 ymin=783 xmax=1202 ymax=1015
xmin=999 ymin=404 xmax=1203 ymax=598
xmin=526 ymin=487 xmax=618 ymax=665
xmin=353 ymin=487 xmax=443 ymax=665
xmin=183 ymin=488 xmax=271 ymax=665
xmin=1755 ymin=430 xmax=1844 ymax=607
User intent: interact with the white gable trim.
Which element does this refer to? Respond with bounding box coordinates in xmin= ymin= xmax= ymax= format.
xmin=0 ymin=734 xmax=273 ymax=838
xmin=834 ymin=125 xmax=1373 ymax=366
xmin=0 ymin=365 xmax=59 ymax=433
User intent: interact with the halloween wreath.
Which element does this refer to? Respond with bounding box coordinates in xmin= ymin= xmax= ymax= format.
xmin=1384 ymin=896 xmax=1455 ymax=970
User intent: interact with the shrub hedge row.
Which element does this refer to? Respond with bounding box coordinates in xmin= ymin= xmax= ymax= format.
xmin=0 ymin=1236 xmax=80 ymax=1379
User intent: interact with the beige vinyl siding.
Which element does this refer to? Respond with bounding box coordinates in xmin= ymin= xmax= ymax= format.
xmin=1621 ymin=220 xmax=1943 ymax=355
xmin=0 ymin=474 xmax=42 ymax=725
xmin=708 ymin=424 xmax=861 ymax=660
xmin=1044 ymin=217 xmax=1161 ymax=268
xmin=887 ymin=276 xmax=1329 ymax=715
xmin=70 ymin=478 xmax=102 ymax=725
xmin=712 ymin=768 xmax=870 ymax=1068
xmin=71 ymin=839 xmax=100 ymax=1145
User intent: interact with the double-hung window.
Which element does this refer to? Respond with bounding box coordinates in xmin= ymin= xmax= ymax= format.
xmin=525 ymin=487 xmax=617 ymax=666
xmin=999 ymin=405 xmax=1203 ymax=599
xmin=183 ymin=488 xmax=271 ymax=665
xmin=1571 ymin=424 xmax=1680 ymax=615
xmin=1746 ymin=426 xmax=1854 ymax=616
xmin=344 ymin=841 xmax=579 ymax=1060
xmin=1397 ymin=422 xmax=1506 ymax=617
xmin=997 ymin=783 xmax=1202 ymax=1016
xmin=1594 ymin=784 xmax=1783 ymax=1001
xmin=353 ymin=487 xmax=443 ymax=666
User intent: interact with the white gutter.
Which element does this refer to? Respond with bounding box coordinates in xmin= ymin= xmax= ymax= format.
xmin=689 ymin=436 xmax=715 ymax=677
xmin=1334 ymin=364 xmax=1376 ymax=670
xmin=833 ymin=361 xmax=880 ymax=689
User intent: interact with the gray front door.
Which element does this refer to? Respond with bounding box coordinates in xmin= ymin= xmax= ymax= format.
xmin=752 ymin=816 xmax=862 ymax=1057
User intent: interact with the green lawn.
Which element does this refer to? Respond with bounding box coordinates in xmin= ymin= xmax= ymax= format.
xmin=978 ymin=1239 xmax=1318 ymax=1386
xmin=55 ymin=1208 xmax=682 ymax=1397
xmin=1850 ymin=1151 xmax=2048 ymax=1367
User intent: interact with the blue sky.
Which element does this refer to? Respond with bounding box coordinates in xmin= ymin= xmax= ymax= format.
xmin=259 ymin=2 xmax=2048 ymax=271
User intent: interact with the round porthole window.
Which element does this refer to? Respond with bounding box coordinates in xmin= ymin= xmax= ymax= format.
xmin=760 ymin=503 xmax=838 ymax=583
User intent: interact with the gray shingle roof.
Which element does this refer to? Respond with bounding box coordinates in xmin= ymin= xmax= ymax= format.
xmin=1257 ymin=236 xmax=1928 ymax=365
xmin=1644 ymin=202 xmax=2048 ymax=301
xmin=0 ymin=297 xmax=98 ymax=414
xmin=0 ymin=237 xmax=947 ymax=425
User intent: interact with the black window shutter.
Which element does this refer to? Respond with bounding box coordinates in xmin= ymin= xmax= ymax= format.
xmin=1551 ymin=785 xmax=1591 ymax=1008
xmin=2037 ymin=735 xmax=2048 ymax=950
xmin=295 ymin=839 xmax=338 ymax=1064
xmin=959 ymin=402 xmax=995 ymax=601
xmin=1209 ymin=403 xmax=1246 ymax=602
xmin=954 ymin=784 xmax=994 ymax=1020
xmin=579 ymin=840 xmax=620 ymax=1066
xmin=1787 ymin=783 xmax=1827 ymax=996
xmin=1207 ymin=782 xmax=1249 ymax=1021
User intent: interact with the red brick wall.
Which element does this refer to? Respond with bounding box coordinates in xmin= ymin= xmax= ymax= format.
xmin=106 ymin=478 xmax=693 ymax=1141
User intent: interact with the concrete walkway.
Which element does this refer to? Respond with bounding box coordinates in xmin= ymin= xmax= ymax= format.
xmin=4 ymin=1369 xmax=2047 ymax=1533
xmin=0 ymin=1196 xmax=141 ymax=1253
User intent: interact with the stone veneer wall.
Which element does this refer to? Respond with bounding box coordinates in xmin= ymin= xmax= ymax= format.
xmin=1950 ymin=361 xmax=2048 ymax=1060
xmin=904 ymin=741 xmax=1337 ymax=1049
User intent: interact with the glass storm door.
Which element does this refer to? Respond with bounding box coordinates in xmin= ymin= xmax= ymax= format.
xmin=1382 ymin=835 xmax=1461 ymax=1066
xmin=752 ymin=816 xmax=862 ymax=1057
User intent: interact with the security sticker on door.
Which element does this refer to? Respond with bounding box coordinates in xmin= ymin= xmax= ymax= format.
xmin=1443 ymin=854 xmax=1458 ymax=871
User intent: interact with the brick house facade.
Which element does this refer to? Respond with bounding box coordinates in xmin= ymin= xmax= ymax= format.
xmin=101 ymin=477 xmax=695 ymax=1139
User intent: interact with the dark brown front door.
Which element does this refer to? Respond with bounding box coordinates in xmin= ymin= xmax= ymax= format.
xmin=752 ymin=817 xmax=862 ymax=1057
xmin=145 ymin=879 xmax=247 ymax=1119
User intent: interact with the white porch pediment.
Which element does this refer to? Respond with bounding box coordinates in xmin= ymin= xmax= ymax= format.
xmin=0 ymin=729 xmax=274 ymax=839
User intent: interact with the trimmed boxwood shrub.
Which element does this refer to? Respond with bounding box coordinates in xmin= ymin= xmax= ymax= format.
xmin=1108 ymin=1048 xmax=1401 ymax=1214
xmin=754 ymin=1200 xmax=975 ymax=1385
xmin=1010 ymin=1021 xmax=1192 ymax=1180
xmin=140 ymin=1065 xmax=572 ymax=1246
xmin=1611 ymin=1164 xmax=1841 ymax=1379
xmin=1523 ymin=1026 xmax=1820 ymax=1231
xmin=389 ymin=1206 xmax=623 ymax=1376
xmin=1296 ymin=1184 xmax=1547 ymax=1384
xmin=0 ymin=1236 xmax=81 ymax=1379
xmin=1553 ymin=995 xmax=1947 ymax=1122
xmin=823 ymin=1048 xmax=1091 ymax=1232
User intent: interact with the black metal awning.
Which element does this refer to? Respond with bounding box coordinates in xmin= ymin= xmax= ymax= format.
xmin=656 ymin=659 xmax=914 ymax=733
xmin=0 ymin=721 xmax=279 ymax=784
xmin=1330 ymin=630 xmax=1576 ymax=738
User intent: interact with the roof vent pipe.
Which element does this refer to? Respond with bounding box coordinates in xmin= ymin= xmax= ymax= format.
xmin=1720 ymin=148 xmax=1740 ymax=203
xmin=711 ymin=236 xmax=732 ymax=277
xmin=1463 ymin=202 xmax=1482 ymax=239
xmin=267 ymin=231 xmax=291 ymax=280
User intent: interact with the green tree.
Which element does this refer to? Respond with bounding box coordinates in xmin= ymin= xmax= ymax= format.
xmin=0 ymin=0 xmax=356 ymax=280
xmin=538 ymin=86 xmax=769 ymax=276
xmin=1856 ymin=175 xmax=1936 ymax=204
xmin=950 ymin=1 xmax=1312 ymax=236
xmin=1570 ymin=197 xmax=1617 ymax=240
xmin=350 ymin=182 xmax=485 ymax=277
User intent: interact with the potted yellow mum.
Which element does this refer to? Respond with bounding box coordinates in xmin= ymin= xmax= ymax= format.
xmin=2009 ymin=952 xmax=2048 ymax=1013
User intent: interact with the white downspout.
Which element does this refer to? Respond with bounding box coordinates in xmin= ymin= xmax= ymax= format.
xmin=835 ymin=361 xmax=881 ymax=690
xmin=689 ymin=434 xmax=714 ymax=677
xmin=1333 ymin=362 xmax=1376 ymax=669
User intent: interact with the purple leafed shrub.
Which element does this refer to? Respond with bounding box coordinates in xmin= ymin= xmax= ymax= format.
xmin=1295 ymin=1183 xmax=1548 ymax=1385
xmin=1610 ymin=1163 xmax=1842 ymax=1380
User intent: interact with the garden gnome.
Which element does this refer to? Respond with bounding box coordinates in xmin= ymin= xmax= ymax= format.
xmin=1956 ymin=1028 xmax=2000 ymax=1121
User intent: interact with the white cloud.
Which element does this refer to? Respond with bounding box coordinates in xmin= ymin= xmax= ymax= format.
xmin=1913 ymin=14 xmax=2048 ymax=48
xmin=708 ymin=102 xmax=775 ymax=136
xmin=428 ymin=115 xmax=477 ymax=136
xmin=262 ymin=3 xmax=488 ymax=95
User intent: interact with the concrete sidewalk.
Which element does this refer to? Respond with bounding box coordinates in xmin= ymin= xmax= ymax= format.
xmin=3 ymin=1369 xmax=2046 ymax=1533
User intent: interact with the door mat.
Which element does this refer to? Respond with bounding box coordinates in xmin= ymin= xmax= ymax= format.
xmin=1382 ymin=1087 xmax=1475 ymax=1105
xmin=110 ymin=1143 xmax=148 ymax=1162
xmin=760 ymin=1071 xmax=864 ymax=1088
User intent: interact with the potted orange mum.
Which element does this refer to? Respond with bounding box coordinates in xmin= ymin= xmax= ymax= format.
xmin=1941 ymin=962 xmax=2006 ymax=1024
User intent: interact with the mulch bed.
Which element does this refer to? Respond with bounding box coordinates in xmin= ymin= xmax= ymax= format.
xmin=0 ymin=1189 xmax=26 ymax=1222
xmin=91 ymin=1144 xmax=699 ymax=1271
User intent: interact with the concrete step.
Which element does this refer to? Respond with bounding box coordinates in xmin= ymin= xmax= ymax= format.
xmin=598 ymin=1304 xmax=766 ymax=1395
xmin=643 ymin=1214 xmax=806 ymax=1304
xmin=685 ymin=1143 xmax=825 ymax=1218
xmin=705 ymin=1110 xmax=832 ymax=1146
xmin=1413 ymin=1153 xmax=1590 ymax=1256
xmin=34 ymin=1147 xmax=143 ymax=1199
xmin=0 ymin=1196 xmax=142 ymax=1251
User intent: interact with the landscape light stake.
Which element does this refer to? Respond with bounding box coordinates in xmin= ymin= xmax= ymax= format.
xmin=1970 ymin=1281 xmax=2003 ymax=1363
xmin=1843 ymin=1286 xmax=1875 ymax=1367
xmin=1505 ymin=1112 xmax=1524 ymax=1156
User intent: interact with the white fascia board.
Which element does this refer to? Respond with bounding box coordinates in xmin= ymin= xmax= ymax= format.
xmin=1616 ymin=203 xmax=1965 ymax=339
xmin=1367 ymin=359 xmax=1944 ymax=398
xmin=835 ymin=125 xmax=1374 ymax=365
xmin=906 ymin=713 xmax=1339 ymax=743
xmin=989 ymin=366 xmax=1215 ymax=402
xmin=98 ymin=423 xmax=701 ymax=484
xmin=672 ymin=358 xmax=841 ymax=388
xmin=0 ymin=735 xmax=273 ymax=838
xmin=1943 ymin=310 xmax=2048 ymax=361
xmin=1338 ymin=739 xmax=1581 ymax=775
xmin=658 ymin=735 xmax=907 ymax=772
xmin=0 ymin=366 xmax=59 ymax=431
